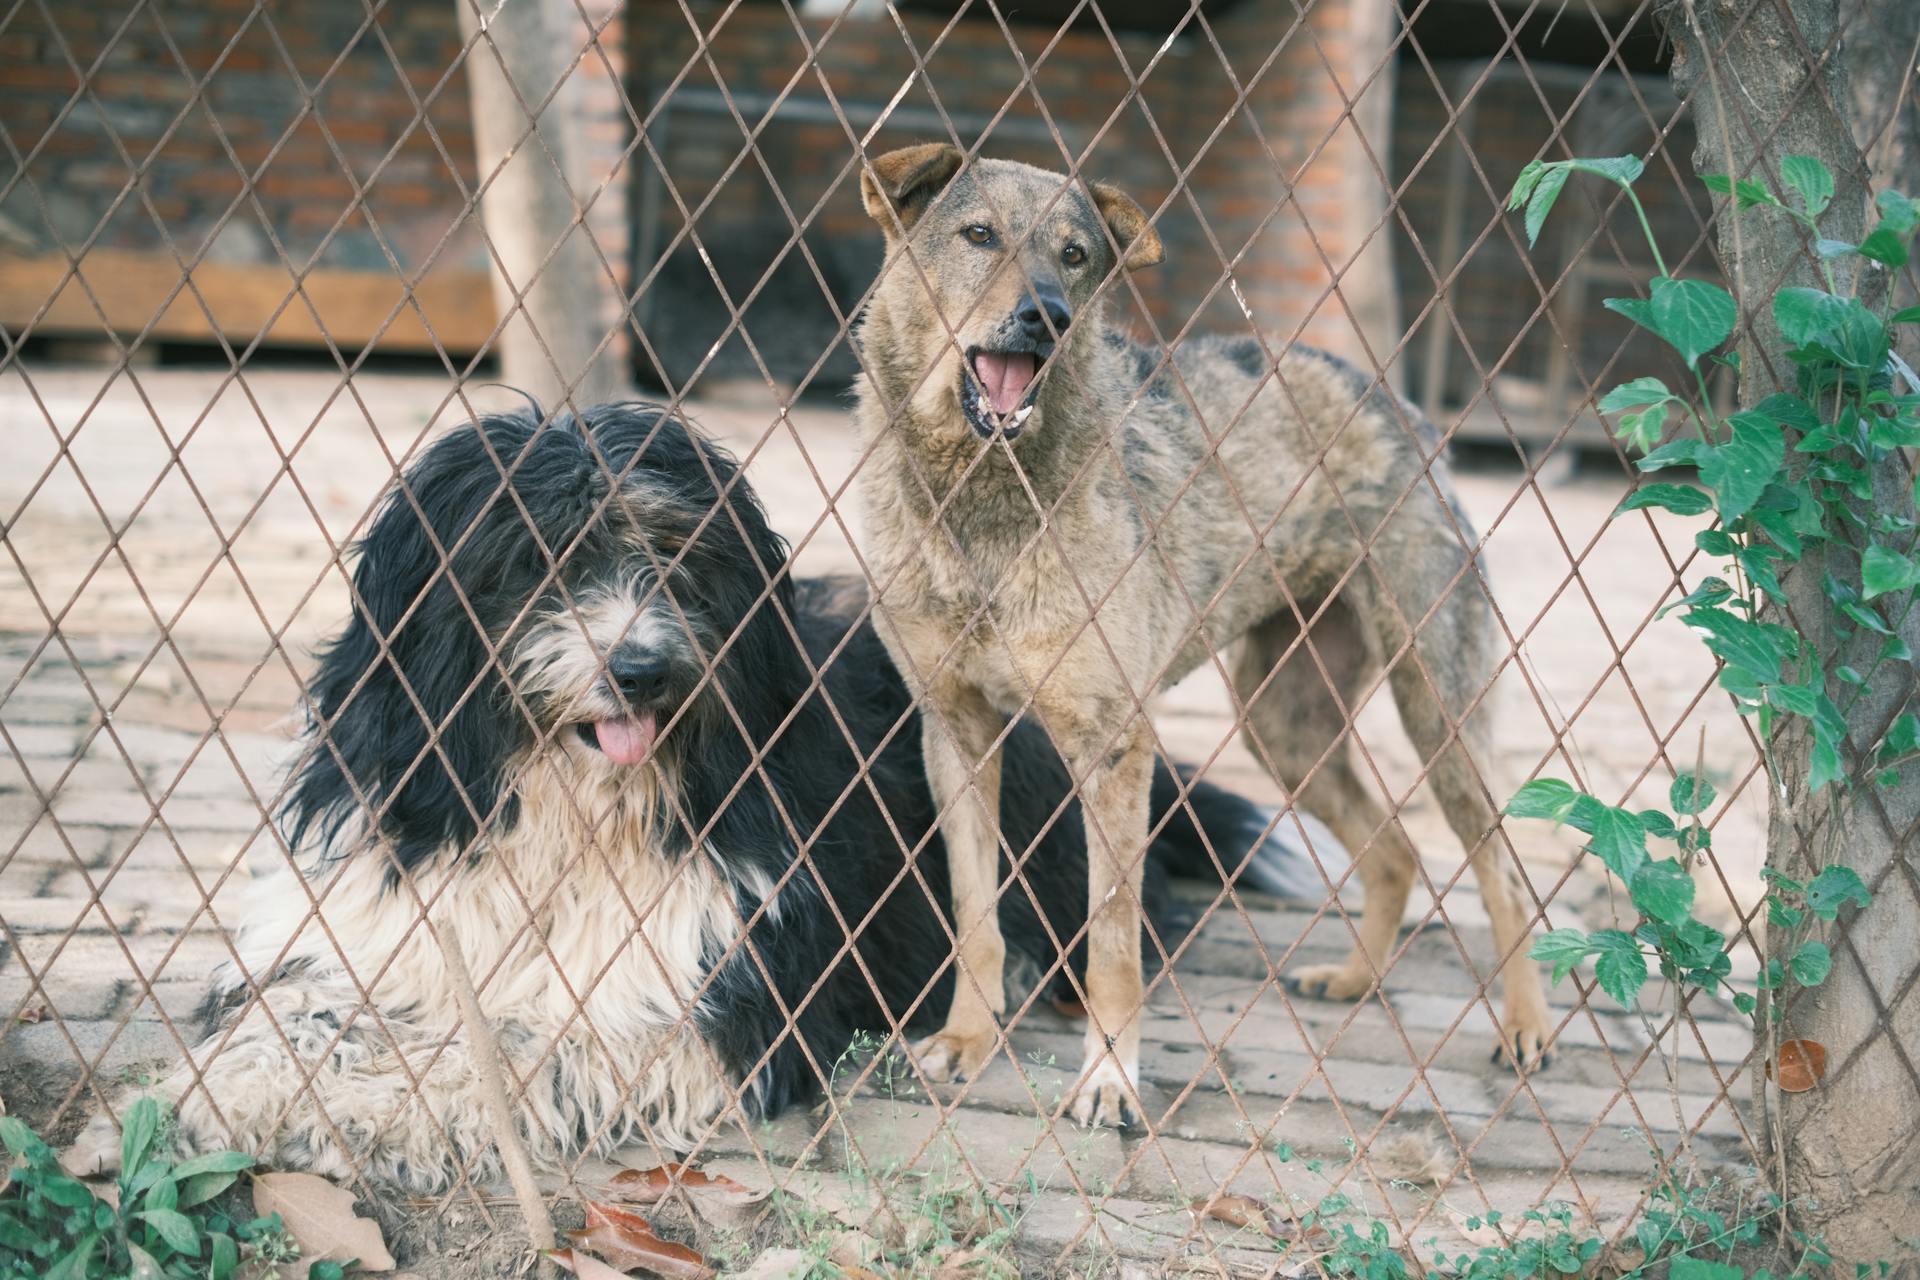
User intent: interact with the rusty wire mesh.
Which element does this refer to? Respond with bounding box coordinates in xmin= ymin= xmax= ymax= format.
xmin=2 ymin=0 xmax=1915 ymax=1272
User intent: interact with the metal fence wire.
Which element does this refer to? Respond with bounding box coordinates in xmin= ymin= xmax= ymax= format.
xmin=2 ymin=0 xmax=1915 ymax=1274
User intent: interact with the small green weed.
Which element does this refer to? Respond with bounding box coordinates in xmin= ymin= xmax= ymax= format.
xmin=0 ymin=1097 xmax=339 ymax=1280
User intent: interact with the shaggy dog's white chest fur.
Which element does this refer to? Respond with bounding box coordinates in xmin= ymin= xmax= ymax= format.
xmin=178 ymin=754 xmax=749 ymax=1188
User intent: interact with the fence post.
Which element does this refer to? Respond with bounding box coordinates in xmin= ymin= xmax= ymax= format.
xmin=456 ymin=0 xmax=626 ymax=411
xmin=1668 ymin=0 xmax=1920 ymax=1263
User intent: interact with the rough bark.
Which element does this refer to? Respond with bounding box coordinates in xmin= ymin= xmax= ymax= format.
xmin=457 ymin=0 xmax=625 ymax=411
xmin=1667 ymin=0 xmax=1920 ymax=1264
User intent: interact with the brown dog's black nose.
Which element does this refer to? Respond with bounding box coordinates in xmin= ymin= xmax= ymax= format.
xmin=1017 ymin=287 xmax=1071 ymax=343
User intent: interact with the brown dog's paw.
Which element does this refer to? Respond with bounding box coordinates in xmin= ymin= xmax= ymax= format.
xmin=908 ymin=1027 xmax=996 ymax=1083
xmin=1067 ymin=1058 xmax=1141 ymax=1130
xmin=1283 ymin=961 xmax=1375 ymax=1002
xmin=1491 ymin=1017 xmax=1554 ymax=1073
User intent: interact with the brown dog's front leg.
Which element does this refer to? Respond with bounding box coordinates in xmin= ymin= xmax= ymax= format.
xmin=1066 ymin=721 xmax=1153 ymax=1129
xmin=910 ymin=682 xmax=1008 ymax=1084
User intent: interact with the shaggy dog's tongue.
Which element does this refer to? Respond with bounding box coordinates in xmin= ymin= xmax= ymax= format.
xmin=973 ymin=351 xmax=1038 ymax=417
xmin=593 ymin=711 xmax=658 ymax=766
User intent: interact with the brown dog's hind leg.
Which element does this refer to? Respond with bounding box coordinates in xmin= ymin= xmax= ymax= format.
xmin=910 ymin=681 xmax=1011 ymax=1084
xmin=1385 ymin=592 xmax=1553 ymax=1072
xmin=1232 ymin=602 xmax=1417 ymax=1003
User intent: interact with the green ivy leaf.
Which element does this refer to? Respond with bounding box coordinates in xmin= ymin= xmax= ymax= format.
xmin=1650 ymin=276 xmax=1738 ymax=368
xmin=1639 ymin=808 xmax=1679 ymax=839
xmin=1860 ymin=226 xmax=1910 ymax=268
xmin=1880 ymin=711 xmax=1920 ymax=762
xmin=1788 ymin=939 xmax=1833 ymax=987
xmin=1507 ymin=159 xmax=1548 ymax=210
xmin=1619 ymin=483 xmax=1712 ymax=516
xmin=1699 ymin=410 xmax=1785 ymax=523
xmin=1590 ymin=930 xmax=1649 ymax=1007
xmin=1505 ymin=778 xmax=1582 ymax=822
xmin=209 ymin=1233 xmax=240 ymax=1280
xmin=1816 ymin=237 xmax=1859 ymax=259
xmin=1878 ymin=188 xmax=1920 ymax=234
xmin=1656 ymin=576 xmax=1733 ymax=619
xmin=1638 ymin=438 xmax=1709 ymax=472
xmin=120 ymin=1096 xmax=162 ymax=1183
xmin=1809 ymin=728 xmax=1845 ymax=792
xmin=1616 ymin=403 xmax=1670 ymax=452
xmin=1892 ymin=305 xmax=1920 ymax=326
xmin=1524 ymin=165 xmax=1571 ymax=248
xmin=1752 ymin=391 xmax=1823 ymax=433
xmin=1599 ymin=376 xmax=1673 ymax=412
xmin=1684 ymin=606 xmax=1787 ymax=683
xmin=1860 ymin=544 xmax=1920 ymax=600
xmin=1774 ymin=287 xmax=1850 ymax=348
xmin=1669 ymin=772 xmax=1717 ymax=815
xmin=1565 ymin=155 xmax=1646 ymax=185
xmin=1701 ymin=173 xmax=1779 ymax=209
xmin=1732 ymin=991 xmax=1757 ymax=1015
xmin=1781 ymin=154 xmax=1835 ymax=218
xmin=1531 ymin=928 xmax=1593 ymax=983
xmin=1604 ymin=294 xmax=1658 ymax=335
xmin=1630 ymin=859 xmax=1696 ymax=925
xmin=1806 ymin=865 xmax=1872 ymax=920
xmin=1586 ymin=805 xmax=1648 ymax=883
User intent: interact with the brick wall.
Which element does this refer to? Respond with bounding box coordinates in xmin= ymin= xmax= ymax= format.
xmin=0 ymin=0 xmax=627 ymax=362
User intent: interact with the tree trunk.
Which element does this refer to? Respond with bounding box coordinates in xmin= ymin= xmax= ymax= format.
xmin=457 ymin=0 xmax=625 ymax=411
xmin=1667 ymin=0 xmax=1920 ymax=1264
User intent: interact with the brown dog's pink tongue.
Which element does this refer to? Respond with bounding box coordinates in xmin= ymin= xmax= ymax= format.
xmin=973 ymin=351 xmax=1038 ymax=417
xmin=593 ymin=711 xmax=658 ymax=766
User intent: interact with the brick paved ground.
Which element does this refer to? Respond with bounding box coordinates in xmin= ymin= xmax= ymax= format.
xmin=2 ymin=366 xmax=1768 ymax=1274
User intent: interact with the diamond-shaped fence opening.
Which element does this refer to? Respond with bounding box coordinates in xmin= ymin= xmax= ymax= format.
xmin=3 ymin=0 xmax=1916 ymax=1273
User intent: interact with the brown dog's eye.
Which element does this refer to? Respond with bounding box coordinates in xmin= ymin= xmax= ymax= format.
xmin=962 ymin=224 xmax=995 ymax=246
xmin=1061 ymin=243 xmax=1086 ymax=266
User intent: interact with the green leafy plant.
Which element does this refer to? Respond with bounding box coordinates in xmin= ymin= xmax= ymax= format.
xmin=1501 ymin=152 xmax=1898 ymax=1013
xmin=0 ymin=1098 xmax=337 ymax=1280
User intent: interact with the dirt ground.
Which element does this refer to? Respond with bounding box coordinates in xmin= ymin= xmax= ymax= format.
xmin=1 ymin=363 xmax=1770 ymax=1276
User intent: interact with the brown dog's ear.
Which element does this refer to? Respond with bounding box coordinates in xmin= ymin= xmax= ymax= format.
xmin=1090 ymin=181 xmax=1164 ymax=271
xmin=861 ymin=144 xmax=965 ymax=235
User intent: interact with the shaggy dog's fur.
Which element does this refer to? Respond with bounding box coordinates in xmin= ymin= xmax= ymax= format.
xmin=851 ymin=145 xmax=1552 ymax=1128
xmin=75 ymin=404 xmax=1317 ymax=1192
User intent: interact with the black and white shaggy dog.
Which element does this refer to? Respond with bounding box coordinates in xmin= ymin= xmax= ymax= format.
xmin=80 ymin=403 xmax=1329 ymax=1192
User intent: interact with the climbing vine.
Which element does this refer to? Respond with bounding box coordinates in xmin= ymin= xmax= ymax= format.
xmin=1501 ymin=153 xmax=1900 ymax=1016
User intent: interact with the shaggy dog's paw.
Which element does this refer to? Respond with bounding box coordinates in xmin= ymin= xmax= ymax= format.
xmin=1067 ymin=1058 xmax=1141 ymax=1130
xmin=908 ymin=1027 xmax=996 ymax=1083
xmin=62 ymin=1112 xmax=124 ymax=1177
xmin=1283 ymin=961 xmax=1375 ymax=1002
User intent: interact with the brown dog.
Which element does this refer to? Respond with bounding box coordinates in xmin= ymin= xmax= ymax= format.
xmin=850 ymin=144 xmax=1551 ymax=1127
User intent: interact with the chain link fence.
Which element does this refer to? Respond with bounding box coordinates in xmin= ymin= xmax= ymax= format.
xmin=2 ymin=0 xmax=1913 ymax=1273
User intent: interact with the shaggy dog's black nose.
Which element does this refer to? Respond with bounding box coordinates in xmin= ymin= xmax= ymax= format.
xmin=607 ymin=650 xmax=671 ymax=705
xmin=1017 ymin=287 xmax=1071 ymax=342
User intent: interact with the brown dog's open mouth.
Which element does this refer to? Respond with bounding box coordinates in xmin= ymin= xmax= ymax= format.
xmin=961 ymin=346 xmax=1047 ymax=440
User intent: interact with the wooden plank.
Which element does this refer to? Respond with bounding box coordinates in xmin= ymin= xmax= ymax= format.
xmin=0 ymin=248 xmax=498 ymax=356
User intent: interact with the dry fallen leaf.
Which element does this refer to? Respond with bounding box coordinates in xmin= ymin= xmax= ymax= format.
xmin=606 ymin=1162 xmax=769 ymax=1230
xmin=1774 ymin=1039 xmax=1828 ymax=1092
xmin=252 ymin=1171 xmax=394 ymax=1272
xmin=544 ymin=1246 xmax=637 ymax=1279
xmin=14 ymin=1004 xmax=47 ymax=1026
xmin=568 ymin=1199 xmax=713 ymax=1280
xmin=1190 ymin=1191 xmax=1278 ymax=1236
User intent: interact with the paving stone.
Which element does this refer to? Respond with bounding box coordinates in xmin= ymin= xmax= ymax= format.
xmin=6 ymin=1017 xmax=190 ymax=1081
